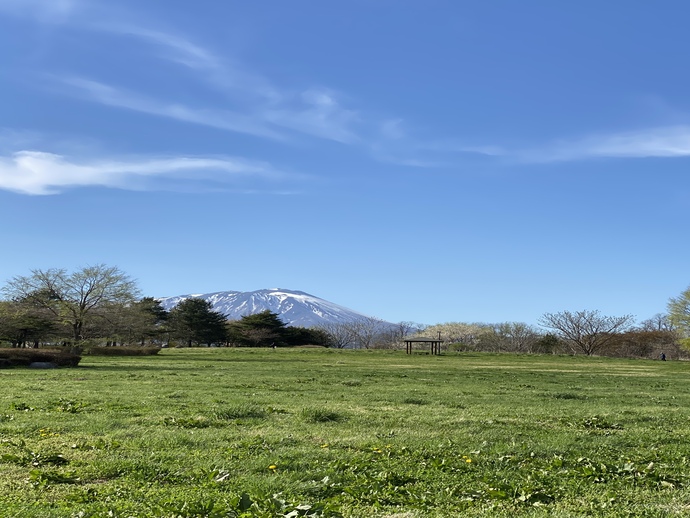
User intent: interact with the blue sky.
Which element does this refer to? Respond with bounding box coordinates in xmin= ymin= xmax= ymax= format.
xmin=1 ymin=0 xmax=688 ymax=327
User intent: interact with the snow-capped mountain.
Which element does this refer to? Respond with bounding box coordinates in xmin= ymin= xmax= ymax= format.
xmin=158 ymin=288 xmax=375 ymax=328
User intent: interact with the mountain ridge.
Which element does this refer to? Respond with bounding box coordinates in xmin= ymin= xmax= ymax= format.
xmin=158 ymin=288 xmax=377 ymax=328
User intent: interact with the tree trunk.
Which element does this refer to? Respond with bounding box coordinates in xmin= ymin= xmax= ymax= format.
xmin=73 ymin=321 xmax=83 ymax=342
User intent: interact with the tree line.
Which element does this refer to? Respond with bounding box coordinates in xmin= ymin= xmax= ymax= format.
xmin=312 ymin=299 xmax=690 ymax=359
xmin=1 ymin=265 xmax=689 ymax=358
xmin=0 ymin=265 xmax=328 ymax=348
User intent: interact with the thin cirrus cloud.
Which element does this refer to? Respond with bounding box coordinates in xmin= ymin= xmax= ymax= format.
xmin=521 ymin=126 xmax=690 ymax=163
xmin=10 ymin=0 xmax=690 ymax=184
xmin=77 ymin=14 xmax=690 ymax=165
xmin=8 ymin=1 xmax=491 ymax=162
xmin=261 ymin=89 xmax=361 ymax=144
xmin=109 ymin=26 xmax=221 ymax=72
xmin=57 ymin=74 xmax=361 ymax=145
xmin=374 ymin=125 xmax=690 ymax=166
xmin=42 ymin=8 xmax=363 ymax=145
xmin=58 ymin=77 xmax=287 ymax=140
xmin=0 ymin=0 xmax=79 ymax=19
xmin=0 ymin=150 xmax=292 ymax=195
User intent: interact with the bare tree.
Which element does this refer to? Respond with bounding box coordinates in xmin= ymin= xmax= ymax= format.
xmin=419 ymin=322 xmax=488 ymax=349
xmin=603 ymin=329 xmax=679 ymax=358
xmin=2 ymin=264 xmax=140 ymax=342
xmin=374 ymin=321 xmax=427 ymax=349
xmin=478 ymin=322 xmax=540 ymax=353
xmin=316 ymin=321 xmax=357 ymax=349
xmin=539 ymin=310 xmax=633 ymax=356
xmin=638 ymin=313 xmax=675 ymax=332
xmin=349 ymin=316 xmax=388 ymax=349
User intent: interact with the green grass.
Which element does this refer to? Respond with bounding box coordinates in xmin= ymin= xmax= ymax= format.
xmin=1 ymin=348 xmax=689 ymax=517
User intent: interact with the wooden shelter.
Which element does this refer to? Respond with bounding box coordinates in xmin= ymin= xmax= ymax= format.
xmin=403 ymin=337 xmax=444 ymax=355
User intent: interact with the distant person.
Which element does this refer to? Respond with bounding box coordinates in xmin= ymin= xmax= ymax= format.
xmin=660 ymin=352 xmax=667 ymax=361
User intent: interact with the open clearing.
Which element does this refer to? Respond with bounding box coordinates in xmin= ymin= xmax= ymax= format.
xmin=1 ymin=348 xmax=689 ymax=517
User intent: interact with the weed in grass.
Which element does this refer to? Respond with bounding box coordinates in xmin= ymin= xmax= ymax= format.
xmin=28 ymin=468 xmax=80 ymax=487
xmin=51 ymin=398 xmax=88 ymax=413
xmin=214 ymin=403 xmax=268 ymax=420
xmin=163 ymin=416 xmax=213 ymax=428
xmin=300 ymin=408 xmax=346 ymax=423
xmin=70 ymin=438 xmax=120 ymax=451
xmin=401 ymin=397 xmax=428 ymax=405
xmin=10 ymin=402 xmax=34 ymax=411
xmin=550 ymin=392 xmax=586 ymax=400
xmin=582 ymin=415 xmax=623 ymax=430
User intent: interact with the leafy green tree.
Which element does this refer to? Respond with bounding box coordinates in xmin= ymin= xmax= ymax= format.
xmin=129 ymin=297 xmax=169 ymax=344
xmin=94 ymin=297 xmax=169 ymax=346
xmin=227 ymin=310 xmax=287 ymax=347
xmin=284 ymin=326 xmax=332 ymax=347
xmin=0 ymin=300 xmax=57 ymax=348
xmin=2 ymin=265 xmax=140 ymax=342
xmin=532 ymin=333 xmax=562 ymax=354
xmin=225 ymin=310 xmax=330 ymax=347
xmin=168 ymin=298 xmax=227 ymax=346
xmin=668 ymin=286 xmax=690 ymax=347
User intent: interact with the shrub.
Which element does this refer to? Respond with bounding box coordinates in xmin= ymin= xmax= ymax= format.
xmin=0 ymin=348 xmax=81 ymax=368
xmin=85 ymin=346 xmax=162 ymax=356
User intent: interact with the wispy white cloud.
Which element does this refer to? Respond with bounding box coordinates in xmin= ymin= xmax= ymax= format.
xmin=58 ymin=77 xmax=286 ymax=140
xmin=4 ymin=1 xmax=386 ymax=152
xmin=108 ymin=26 xmax=221 ymax=71
xmin=0 ymin=0 xmax=80 ymax=22
xmin=379 ymin=119 xmax=406 ymax=141
xmin=370 ymin=119 xmax=506 ymax=167
xmin=377 ymin=124 xmax=690 ymax=166
xmin=26 ymin=3 xmax=363 ymax=145
xmin=0 ymin=150 xmax=293 ymax=195
xmin=521 ymin=125 xmax=690 ymax=163
xmin=107 ymin=25 xmax=285 ymax=105
xmin=18 ymin=2 xmax=690 ymax=172
xmin=56 ymin=75 xmax=364 ymax=145
xmin=262 ymin=88 xmax=361 ymax=144
xmin=418 ymin=141 xmax=506 ymax=157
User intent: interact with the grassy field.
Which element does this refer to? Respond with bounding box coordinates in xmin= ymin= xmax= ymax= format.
xmin=0 ymin=348 xmax=689 ymax=517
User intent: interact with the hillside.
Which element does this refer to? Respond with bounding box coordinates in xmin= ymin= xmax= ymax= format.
xmin=158 ymin=288 xmax=375 ymax=327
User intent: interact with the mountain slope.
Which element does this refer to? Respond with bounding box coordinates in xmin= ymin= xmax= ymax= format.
xmin=158 ymin=288 xmax=374 ymax=328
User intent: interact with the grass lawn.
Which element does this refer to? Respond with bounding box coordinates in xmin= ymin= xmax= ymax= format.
xmin=0 ymin=348 xmax=689 ymax=517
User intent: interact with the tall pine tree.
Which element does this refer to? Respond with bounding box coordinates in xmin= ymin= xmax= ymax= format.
xmin=169 ymin=298 xmax=227 ymax=346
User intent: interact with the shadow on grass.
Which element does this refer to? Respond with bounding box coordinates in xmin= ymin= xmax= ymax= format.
xmin=77 ymin=350 xmax=330 ymax=371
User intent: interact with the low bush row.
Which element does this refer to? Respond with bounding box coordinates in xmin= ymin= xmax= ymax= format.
xmin=85 ymin=346 xmax=162 ymax=356
xmin=0 ymin=348 xmax=81 ymax=368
